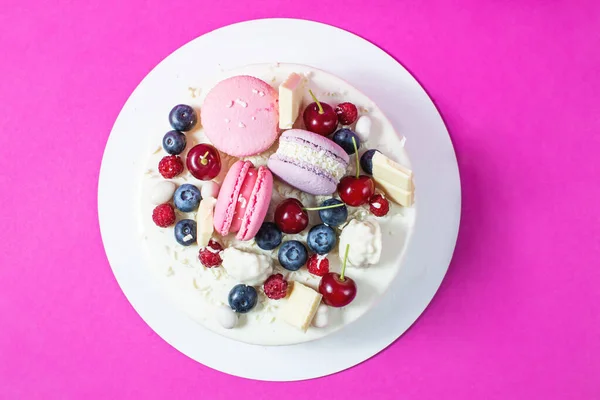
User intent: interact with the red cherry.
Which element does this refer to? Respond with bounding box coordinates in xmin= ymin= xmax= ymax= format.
xmin=274 ymin=198 xmax=309 ymax=234
xmin=319 ymin=273 xmax=357 ymax=307
xmin=302 ymin=90 xmax=338 ymax=136
xmin=369 ymin=194 xmax=390 ymax=217
xmin=319 ymin=243 xmax=357 ymax=307
xmin=186 ymin=144 xmax=221 ymax=180
xmin=337 ymin=175 xmax=375 ymax=206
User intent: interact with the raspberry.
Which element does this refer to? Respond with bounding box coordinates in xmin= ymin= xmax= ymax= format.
xmin=307 ymin=254 xmax=330 ymax=276
xmin=198 ymin=239 xmax=223 ymax=268
xmin=158 ymin=155 xmax=184 ymax=178
xmin=152 ymin=203 xmax=176 ymax=227
xmin=335 ymin=102 xmax=358 ymax=125
xmin=263 ymin=274 xmax=288 ymax=300
xmin=369 ymin=193 xmax=390 ymax=217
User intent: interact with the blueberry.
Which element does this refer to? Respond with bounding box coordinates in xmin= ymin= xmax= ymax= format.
xmin=332 ymin=128 xmax=361 ymax=155
xmin=278 ymin=240 xmax=308 ymax=271
xmin=174 ymin=219 xmax=196 ymax=246
xmin=255 ymin=222 xmax=283 ymax=250
xmin=162 ymin=130 xmax=187 ymax=155
xmin=360 ymin=149 xmax=380 ymax=175
xmin=173 ymin=184 xmax=201 ymax=212
xmin=169 ymin=104 xmax=197 ymax=132
xmin=228 ymin=284 xmax=258 ymax=313
xmin=307 ymin=224 xmax=337 ymax=255
xmin=318 ymin=198 xmax=348 ymax=227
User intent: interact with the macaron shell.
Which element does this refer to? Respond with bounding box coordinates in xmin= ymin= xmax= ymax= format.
xmin=237 ymin=166 xmax=273 ymax=241
xmin=229 ymin=166 xmax=259 ymax=233
xmin=201 ymin=76 xmax=279 ymax=157
xmin=267 ymin=158 xmax=336 ymax=195
xmin=213 ymin=160 xmax=249 ymax=236
xmin=281 ymin=129 xmax=350 ymax=164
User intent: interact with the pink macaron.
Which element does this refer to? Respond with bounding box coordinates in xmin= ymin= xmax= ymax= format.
xmin=213 ymin=160 xmax=273 ymax=241
xmin=201 ymin=76 xmax=279 ymax=157
xmin=268 ymin=129 xmax=350 ymax=195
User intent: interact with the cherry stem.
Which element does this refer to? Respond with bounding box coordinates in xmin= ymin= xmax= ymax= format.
xmin=352 ymin=137 xmax=359 ymax=179
xmin=308 ymin=89 xmax=324 ymax=115
xmin=200 ymin=150 xmax=210 ymax=166
xmin=303 ymin=203 xmax=345 ymax=211
xmin=340 ymin=244 xmax=350 ymax=281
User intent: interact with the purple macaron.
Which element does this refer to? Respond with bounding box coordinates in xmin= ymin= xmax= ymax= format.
xmin=268 ymin=129 xmax=350 ymax=195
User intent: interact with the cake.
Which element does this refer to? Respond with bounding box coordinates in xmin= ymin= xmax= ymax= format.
xmin=139 ymin=64 xmax=416 ymax=346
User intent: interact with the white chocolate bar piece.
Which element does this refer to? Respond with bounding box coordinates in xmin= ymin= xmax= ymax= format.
xmin=376 ymin=179 xmax=414 ymax=207
xmin=280 ymin=282 xmax=322 ymax=332
xmin=278 ymin=73 xmax=303 ymax=129
xmin=372 ymin=151 xmax=413 ymax=191
xmin=371 ymin=151 xmax=414 ymax=206
xmin=196 ymin=197 xmax=217 ymax=247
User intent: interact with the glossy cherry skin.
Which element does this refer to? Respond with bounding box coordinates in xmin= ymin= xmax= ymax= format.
xmin=186 ymin=144 xmax=221 ymax=180
xmin=337 ymin=176 xmax=375 ymax=207
xmin=303 ymin=102 xmax=338 ymax=136
xmin=274 ymin=198 xmax=309 ymax=234
xmin=318 ymin=272 xmax=357 ymax=307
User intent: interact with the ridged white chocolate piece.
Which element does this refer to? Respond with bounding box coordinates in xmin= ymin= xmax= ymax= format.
xmin=196 ymin=197 xmax=216 ymax=247
xmin=372 ymin=151 xmax=414 ymax=206
xmin=280 ymin=282 xmax=322 ymax=332
xmin=278 ymin=73 xmax=303 ymax=129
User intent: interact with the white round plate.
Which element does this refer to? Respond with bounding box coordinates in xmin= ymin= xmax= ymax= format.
xmin=99 ymin=18 xmax=460 ymax=381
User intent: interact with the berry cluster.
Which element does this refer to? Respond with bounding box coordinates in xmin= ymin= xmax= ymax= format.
xmin=149 ymin=91 xmax=399 ymax=324
xmin=152 ymin=105 xmax=223 ymax=248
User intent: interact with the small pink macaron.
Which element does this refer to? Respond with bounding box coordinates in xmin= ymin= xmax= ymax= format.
xmin=201 ymin=76 xmax=279 ymax=157
xmin=213 ymin=160 xmax=273 ymax=241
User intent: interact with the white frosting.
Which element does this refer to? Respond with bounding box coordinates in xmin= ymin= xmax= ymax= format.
xmin=215 ymin=305 xmax=238 ymax=329
xmin=200 ymin=181 xmax=220 ymax=199
xmin=312 ymin=304 xmax=329 ymax=328
xmin=354 ymin=115 xmax=372 ymax=141
xmin=150 ymin=181 xmax=176 ymax=204
xmin=139 ymin=63 xmax=416 ymax=346
xmin=221 ymin=247 xmax=273 ymax=286
xmin=277 ymin=140 xmax=347 ymax=180
xmin=339 ymin=219 xmax=382 ymax=267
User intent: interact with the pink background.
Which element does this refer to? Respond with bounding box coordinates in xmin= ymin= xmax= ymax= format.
xmin=1 ymin=0 xmax=599 ymax=398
